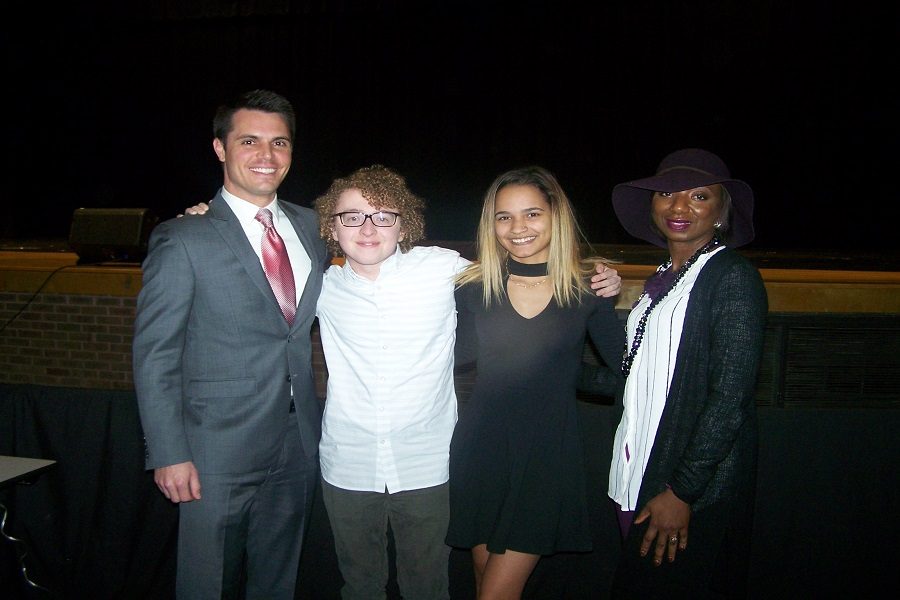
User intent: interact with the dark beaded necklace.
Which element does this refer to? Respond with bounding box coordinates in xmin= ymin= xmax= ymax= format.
xmin=621 ymin=237 xmax=722 ymax=377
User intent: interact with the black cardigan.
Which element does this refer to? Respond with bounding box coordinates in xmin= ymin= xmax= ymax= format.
xmin=639 ymin=248 xmax=767 ymax=512
xmin=582 ymin=248 xmax=768 ymax=513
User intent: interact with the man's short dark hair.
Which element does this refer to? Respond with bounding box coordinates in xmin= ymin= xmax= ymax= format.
xmin=212 ymin=89 xmax=296 ymax=144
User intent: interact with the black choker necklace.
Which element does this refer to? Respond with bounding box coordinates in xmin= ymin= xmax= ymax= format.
xmin=506 ymin=258 xmax=548 ymax=277
xmin=621 ymin=237 xmax=722 ymax=377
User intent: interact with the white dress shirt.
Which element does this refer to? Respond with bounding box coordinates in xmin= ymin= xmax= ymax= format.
xmin=317 ymin=245 xmax=471 ymax=493
xmin=220 ymin=187 xmax=311 ymax=297
xmin=609 ymin=246 xmax=724 ymax=510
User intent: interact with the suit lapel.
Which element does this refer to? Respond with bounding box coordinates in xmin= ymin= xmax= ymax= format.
xmin=208 ymin=193 xmax=287 ymax=321
xmin=281 ymin=202 xmax=322 ymax=329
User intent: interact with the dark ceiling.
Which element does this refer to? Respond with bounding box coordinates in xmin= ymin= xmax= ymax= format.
xmin=5 ymin=1 xmax=897 ymax=254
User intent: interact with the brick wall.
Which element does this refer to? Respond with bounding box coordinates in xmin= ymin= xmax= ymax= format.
xmin=0 ymin=253 xmax=477 ymax=400
xmin=0 ymin=260 xmax=331 ymax=396
xmin=0 ymin=291 xmax=137 ymax=389
xmin=4 ymin=250 xmax=899 ymax=401
xmin=0 ymin=285 xmax=475 ymax=403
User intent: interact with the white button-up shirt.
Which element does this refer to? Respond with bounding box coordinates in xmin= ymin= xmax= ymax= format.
xmin=317 ymin=245 xmax=470 ymax=493
xmin=609 ymin=246 xmax=723 ymax=510
xmin=220 ymin=187 xmax=311 ymax=296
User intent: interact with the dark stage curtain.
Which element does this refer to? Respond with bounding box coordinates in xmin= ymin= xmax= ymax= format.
xmin=1 ymin=384 xmax=176 ymax=599
xmin=2 ymin=384 xmax=897 ymax=599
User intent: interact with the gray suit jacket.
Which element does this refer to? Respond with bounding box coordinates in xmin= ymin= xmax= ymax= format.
xmin=133 ymin=191 xmax=328 ymax=474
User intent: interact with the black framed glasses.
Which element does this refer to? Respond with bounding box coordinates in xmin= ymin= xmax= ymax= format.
xmin=332 ymin=211 xmax=401 ymax=227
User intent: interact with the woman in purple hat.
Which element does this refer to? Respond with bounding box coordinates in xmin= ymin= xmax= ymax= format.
xmin=587 ymin=148 xmax=768 ymax=598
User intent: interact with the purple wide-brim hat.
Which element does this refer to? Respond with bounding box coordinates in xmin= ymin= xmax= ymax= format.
xmin=611 ymin=148 xmax=755 ymax=248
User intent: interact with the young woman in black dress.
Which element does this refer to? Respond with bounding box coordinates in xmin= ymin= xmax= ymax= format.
xmin=446 ymin=166 xmax=624 ymax=599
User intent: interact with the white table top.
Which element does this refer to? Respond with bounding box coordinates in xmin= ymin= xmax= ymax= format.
xmin=0 ymin=455 xmax=57 ymax=487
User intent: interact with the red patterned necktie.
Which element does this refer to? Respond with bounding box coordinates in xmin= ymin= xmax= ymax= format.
xmin=255 ymin=208 xmax=296 ymax=325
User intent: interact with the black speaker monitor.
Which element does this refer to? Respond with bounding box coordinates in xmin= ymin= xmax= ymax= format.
xmin=68 ymin=208 xmax=158 ymax=265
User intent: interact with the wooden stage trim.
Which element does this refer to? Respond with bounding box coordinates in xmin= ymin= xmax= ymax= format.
xmin=614 ymin=264 xmax=900 ymax=313
xmin=2 ymin=251 xmax=899 ymax=314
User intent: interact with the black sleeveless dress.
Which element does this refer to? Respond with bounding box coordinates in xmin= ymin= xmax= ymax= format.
xmin=446 ymin=280 xmax=624 ymax=555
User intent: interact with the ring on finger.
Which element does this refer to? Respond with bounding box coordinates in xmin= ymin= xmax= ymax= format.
xmin=669 ymin=535 xmax=678 ymax=545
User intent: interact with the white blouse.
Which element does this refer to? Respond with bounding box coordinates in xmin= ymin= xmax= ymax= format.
xmin=608 ymin=246 xmax=725 ymax=511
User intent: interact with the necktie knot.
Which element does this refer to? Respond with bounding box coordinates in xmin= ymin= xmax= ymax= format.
xmin=255 ymin=208 xmax=274 ymax=229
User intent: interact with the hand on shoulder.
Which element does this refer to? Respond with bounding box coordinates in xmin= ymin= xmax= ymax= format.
xmin=177 ymin=202 xmax=210 ymax=218
xmin=591 ymin=263 xmax=622 ymax=298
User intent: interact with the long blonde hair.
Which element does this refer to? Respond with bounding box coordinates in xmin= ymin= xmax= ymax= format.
xmin=456 ymin=166 xmax=606 ymax=307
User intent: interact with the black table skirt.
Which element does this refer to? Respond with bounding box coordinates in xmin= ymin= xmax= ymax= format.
xmin=2 ymin=384 xmax=896 ymax=599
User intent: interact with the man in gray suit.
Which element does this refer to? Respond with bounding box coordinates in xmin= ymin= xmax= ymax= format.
xmin=133 ymin=89 xmax=328 ymax=599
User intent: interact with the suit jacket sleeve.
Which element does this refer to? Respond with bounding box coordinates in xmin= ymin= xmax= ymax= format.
xmin=132 ymin=220 xmax=195 ymax=469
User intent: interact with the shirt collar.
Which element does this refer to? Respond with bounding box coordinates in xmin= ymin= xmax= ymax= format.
xmin=341 ymin=245 xmax=404 ymax=282
xmin=220 ymin=187 xmax=285 ymax=227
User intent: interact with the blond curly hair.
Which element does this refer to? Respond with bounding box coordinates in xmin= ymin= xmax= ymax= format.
xmin=314 ymin=165 xmax=426 ymax=256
